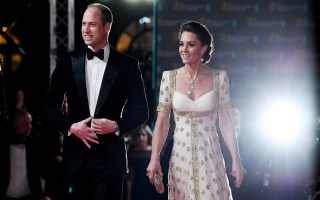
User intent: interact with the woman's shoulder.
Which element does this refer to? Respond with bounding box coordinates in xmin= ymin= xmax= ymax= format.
xmin=162 ymin=68 xmax=180 ymax=73
xmin=209 ymin=67 xmax=225 ymax=73
xmin=209 ymin=68 xmax=228 ymax=77
xmin=161 ymin=68 xmax=180 ymax=78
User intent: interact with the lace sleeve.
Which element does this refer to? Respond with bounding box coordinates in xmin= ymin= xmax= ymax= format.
xmin=218 ymin=70 xmax=232 ymax=111
xmin=156 ymin=71 xmax=172 ymax=113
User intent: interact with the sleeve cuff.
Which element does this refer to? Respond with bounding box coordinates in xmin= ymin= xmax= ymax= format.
xmin=114 ymin=122 xmax=120 ymax=136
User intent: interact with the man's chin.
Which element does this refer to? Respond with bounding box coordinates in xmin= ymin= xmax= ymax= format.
xmin=83 ymin=39 xmax=92 ymax=45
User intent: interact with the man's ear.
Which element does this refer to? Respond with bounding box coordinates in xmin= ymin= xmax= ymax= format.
xmin=105 ymin=22 xmax=112 ymax=32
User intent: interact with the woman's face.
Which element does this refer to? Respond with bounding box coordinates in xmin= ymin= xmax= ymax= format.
xmin=179 ymin=31 xmax=206 ymax=66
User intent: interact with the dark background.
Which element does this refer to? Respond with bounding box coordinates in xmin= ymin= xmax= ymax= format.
xmin=1 ymin=0 xmax=319 ymax=125
xmin=1 ymin=0 xmax=320 ymax=199
xmin=0 ymin=0 xmax=154 ymax=117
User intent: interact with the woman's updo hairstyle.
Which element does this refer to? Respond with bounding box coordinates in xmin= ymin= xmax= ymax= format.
xmin=178 ymin=21 xmax=214 ymax=64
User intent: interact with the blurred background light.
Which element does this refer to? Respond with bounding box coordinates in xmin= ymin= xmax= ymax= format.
xmin=139 ymin=16 xmax=151 ymax=24
xmin=259 ymin=97 xmax=307 ymax=147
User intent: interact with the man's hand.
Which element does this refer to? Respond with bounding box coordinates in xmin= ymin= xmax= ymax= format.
xmin=91 ymin=118 xmax=117 ymax=135
xmin=69 ymin=116 xmax=99 ymax=148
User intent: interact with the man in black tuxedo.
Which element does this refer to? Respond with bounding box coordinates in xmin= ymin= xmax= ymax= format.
xmin=0 ymin=109 xmax=51 ymax=200
xmin=45 ymin=3 xmax=149 ymax=200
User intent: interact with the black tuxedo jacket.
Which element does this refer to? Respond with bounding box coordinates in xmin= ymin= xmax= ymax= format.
xmin=45 ymin=46 xmax=149 ymax=174
xmin=0 ymin=130 xmax=48 ymax=199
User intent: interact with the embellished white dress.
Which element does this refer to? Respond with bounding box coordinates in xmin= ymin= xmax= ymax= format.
xmin=157 ymin=69 xmax=233 ymax=200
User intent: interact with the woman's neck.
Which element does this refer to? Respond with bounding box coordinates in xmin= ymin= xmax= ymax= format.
xmin=184 ymin=64 xmax=204 ymax=78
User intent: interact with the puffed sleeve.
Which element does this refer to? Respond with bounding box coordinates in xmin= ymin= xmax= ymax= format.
xmin=156 ymin=71 xmax=172 ymax=113
xmin=218 ymin=70 xmax=232 ymax=112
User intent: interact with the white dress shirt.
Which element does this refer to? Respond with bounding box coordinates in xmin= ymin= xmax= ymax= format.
xmin=6 ymin=144 xmax=31 ymax=198
xmin=86 ymin=44 xmax=110 ymax=116
xmin=67 ymin=45 xmax=110 ymax=136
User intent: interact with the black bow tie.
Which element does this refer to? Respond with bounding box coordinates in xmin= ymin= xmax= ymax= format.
xmin=87 ymin=48 xmax=104 ymax=60
xmin=10 ymin=133 xmax=29 ymax=144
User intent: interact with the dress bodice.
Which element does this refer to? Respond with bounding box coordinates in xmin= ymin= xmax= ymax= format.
xmin=156 ymin=69 xmax=234 ymax=200
xmin=172 ymin=90 xmax=216 ymax=112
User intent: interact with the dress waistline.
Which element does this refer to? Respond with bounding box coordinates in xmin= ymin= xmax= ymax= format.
xmin=173 ymin=108 xmax=215 ymax=118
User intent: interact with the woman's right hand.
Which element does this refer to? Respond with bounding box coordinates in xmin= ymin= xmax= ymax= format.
xmin=146 ymin=156 xmax=162 ymax=185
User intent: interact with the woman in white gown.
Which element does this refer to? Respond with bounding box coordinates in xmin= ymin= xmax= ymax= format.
xmin=147 ymin=21 xmax=244 ymax=200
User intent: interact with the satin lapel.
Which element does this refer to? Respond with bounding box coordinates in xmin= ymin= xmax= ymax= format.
xmin=94 ymin=52 xmax=119 ymax=116
xmin=71 ymin=52 xmax=89 ymax=112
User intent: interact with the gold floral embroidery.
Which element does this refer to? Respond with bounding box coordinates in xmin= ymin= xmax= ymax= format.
xmin=173 ymin=108 xmax=215 ymax=118
xmin=165 ymin=85 xmax=169 ymax=91
xmin=168 ymin=69 xmax=233 ymax=200
xmin=157 ymin=102 xmax=171 ymax=113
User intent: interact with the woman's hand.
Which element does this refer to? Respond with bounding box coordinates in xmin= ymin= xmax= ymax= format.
xmin=146 ymin=156 xmax=162 ymax=185
xmin=230 ymin=161 xmax=245 ymax=188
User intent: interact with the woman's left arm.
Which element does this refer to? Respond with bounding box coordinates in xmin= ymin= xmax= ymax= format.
xmin=219 ymin=109 xmax=244 ymax=188
xmin=217 ymin=70 xmax=244 ymax=188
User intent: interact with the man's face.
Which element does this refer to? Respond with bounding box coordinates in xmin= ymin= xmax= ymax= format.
xmin=81 ymin=7 xmax=110 ymax=51
xmin=14 ymin=113 xmax=32 ymax=136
